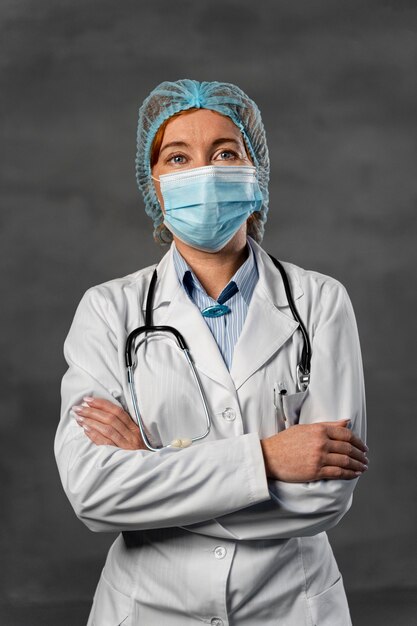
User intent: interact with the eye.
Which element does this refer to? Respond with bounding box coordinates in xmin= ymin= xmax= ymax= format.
xmin=166 ymin=153 xmax=187 ymax=165
xmin=216 ymin=150 xmax=238 ymax=161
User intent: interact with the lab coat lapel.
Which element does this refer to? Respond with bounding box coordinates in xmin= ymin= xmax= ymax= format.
xmin=152 ymin=246 xmax=236 ymax=393
xmin=230 ymin=241 xmax=303 ymax=390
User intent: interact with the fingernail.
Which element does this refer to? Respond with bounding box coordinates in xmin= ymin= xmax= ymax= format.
xmin=355 ymin=471 xmax=362 ymax=476
xmin=83 ymin=396 xmax=94 ymax=403
xmin=83 ymin=424 xmax=90 ymax=432
xmin=75 ymin=415 xmax=84 ymax=423
xmin=72 ymin=405 xmax=83 ymax=413
xmin=364 ymin=444 xmax=369 ymax=452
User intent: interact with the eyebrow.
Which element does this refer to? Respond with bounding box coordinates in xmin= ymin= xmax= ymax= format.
xmin=160 ymin=137 xmax=242 ymax=154
xmin=211 ymin=137 xmax=242 ymax=148
xmin=160 ymin=141 xmax=190 ymax=154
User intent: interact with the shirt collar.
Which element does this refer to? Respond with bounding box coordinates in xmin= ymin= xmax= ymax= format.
xmin=172 ymin=239 xmax=258 ymax=305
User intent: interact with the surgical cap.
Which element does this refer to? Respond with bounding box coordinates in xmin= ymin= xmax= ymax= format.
xmin=135 ymin=79 xmax=270 ymax=244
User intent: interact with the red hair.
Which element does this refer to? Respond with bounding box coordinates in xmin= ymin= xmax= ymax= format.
xmin=151 ymin=108 xmax=199 ymax=168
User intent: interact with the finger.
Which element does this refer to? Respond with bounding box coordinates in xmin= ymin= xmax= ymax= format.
xmin=73 ymin=405 xmax=133 ymax=443
xmin=76 ymin=415 xmax=129 ymax=447
xmin=79 ymin=415 xmax=146 ymax=450
xmin=324 ymin=453 xmax=368 ymax=473
xmin=319 ymin=466 xmax=363 ymax=480
xmin=83 ymin=397 xmax=134 ymax=428
xmin=327 ymin=440 xmax=369 ymax=464
xmin=82 ymin=425 xmax=114 ymax=446
xmin=76 ymin=401 xmax=147 ymax=443
xmin=326 ymin=425 xmax=368 ymax=452
xmin=74 ymin=404 xmax=122 ymax=427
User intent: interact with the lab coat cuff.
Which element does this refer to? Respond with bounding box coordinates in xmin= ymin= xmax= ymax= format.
xmin=243 ymin=433 xmax=271 ymax=504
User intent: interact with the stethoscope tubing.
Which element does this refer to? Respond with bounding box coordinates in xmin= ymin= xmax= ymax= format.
xmin=125 ymin=253 xmax=312 ymax=450
xmin=267 ymin=255 xmax=312 ymax=382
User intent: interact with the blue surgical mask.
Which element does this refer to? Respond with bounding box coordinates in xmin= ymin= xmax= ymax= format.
xmin=154 ymin=165 xmax=263 ymax=253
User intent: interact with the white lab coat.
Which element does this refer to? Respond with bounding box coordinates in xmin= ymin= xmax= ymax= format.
xmin=55 ymin=238 xmax=366 ymax=626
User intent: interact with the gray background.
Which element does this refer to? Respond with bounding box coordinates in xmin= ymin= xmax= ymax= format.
xmin=1 ymin=0 xmax=416 ymax=624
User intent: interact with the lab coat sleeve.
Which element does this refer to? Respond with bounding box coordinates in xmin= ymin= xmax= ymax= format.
xmin=54 ymin=286 xmax=271 ymax=533
xmin=180 ymin=281 xmax=367 ymax=541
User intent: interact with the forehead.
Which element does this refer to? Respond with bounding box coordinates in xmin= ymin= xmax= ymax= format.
xmin=161 ymin=109 xmax=243 ymax=145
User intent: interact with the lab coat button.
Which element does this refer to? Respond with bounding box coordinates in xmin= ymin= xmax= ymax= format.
xmin=210 ymin=619 xmax=224 ymax=626
xmin=214 ymin=546 xmax=227 ymax=559
xmin=222 ymin=407 xmax=236 ymax=421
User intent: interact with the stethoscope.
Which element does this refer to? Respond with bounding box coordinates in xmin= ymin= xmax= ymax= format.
xmin=125 ymin=255 xmax=311 ymax=452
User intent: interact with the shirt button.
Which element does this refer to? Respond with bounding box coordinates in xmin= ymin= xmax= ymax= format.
xmin=222 ymin=407 xmax=236 ymax=421
xmin=214 ymin=546 xmax=227 ymax=559
xmin=211 ymin=619 xmax=224 ymax=626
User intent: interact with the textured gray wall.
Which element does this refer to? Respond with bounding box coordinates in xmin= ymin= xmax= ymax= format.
xmin=1 ymin=0 xmax=416 ymax=613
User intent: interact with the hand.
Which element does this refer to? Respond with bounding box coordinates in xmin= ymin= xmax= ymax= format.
xmin=72 ymin=397 xmax=147 ymax=450
xmin=260 ymin=420 xmax=369 ymax=482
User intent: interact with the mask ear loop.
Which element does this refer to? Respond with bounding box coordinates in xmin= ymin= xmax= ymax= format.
xmin=150 ymin=173 xmax=168 ymax=244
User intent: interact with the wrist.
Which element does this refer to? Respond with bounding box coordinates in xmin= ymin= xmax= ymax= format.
xmin=260 ymin=438 xmax=273 ymax=479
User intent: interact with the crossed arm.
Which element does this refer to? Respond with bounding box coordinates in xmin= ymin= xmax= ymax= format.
xmin=72 ymin=397 xmax=368 ymax=483
xmin=56 ymin=279 xmax=367 ymax=539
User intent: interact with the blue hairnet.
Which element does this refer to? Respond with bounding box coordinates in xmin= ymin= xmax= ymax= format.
xmin=135 ymin=79 xmax=270 ymax=244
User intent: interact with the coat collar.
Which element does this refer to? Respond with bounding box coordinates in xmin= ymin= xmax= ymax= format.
xmin=230 ymin=239 xmax=303 ymax=389
xmin=147 ymin=239 xmax=304 ymax=391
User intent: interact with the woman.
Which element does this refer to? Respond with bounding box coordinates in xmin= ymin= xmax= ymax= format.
xmin=55 ymin=79 xmax=368 ymax=625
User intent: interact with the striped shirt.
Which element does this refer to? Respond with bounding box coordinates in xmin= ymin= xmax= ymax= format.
xmin=172 ymin=240 xmax=259 ymax=370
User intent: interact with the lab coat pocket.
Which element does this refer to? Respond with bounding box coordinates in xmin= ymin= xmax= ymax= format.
xmin=307 ymin=575 xmax=351 ymax=626
xmin=89 ymin=571 xmax=133 ymax=626
xmin=281 ymin=389 xmax=308 ymax=426
xmin=274 ymin=382 xmax=308 ymax=430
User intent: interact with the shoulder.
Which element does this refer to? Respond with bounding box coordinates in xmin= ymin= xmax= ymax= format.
xmin=252 ymin=239 xmax=350 ymax=310
xmin=283 ymin=260 xmax=349 ymax=301
xmin=252 ymin=240 xmax=356 ymax=339
xmin=280 ymin=261 xmax=358 ymax=338
xmin=71 ymin=261 xmax=160 ymax=331
xmin=286 ymin=258 xmax=353 ymax=310
xmin=85 ymin=263 xmax=157 ymax=304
